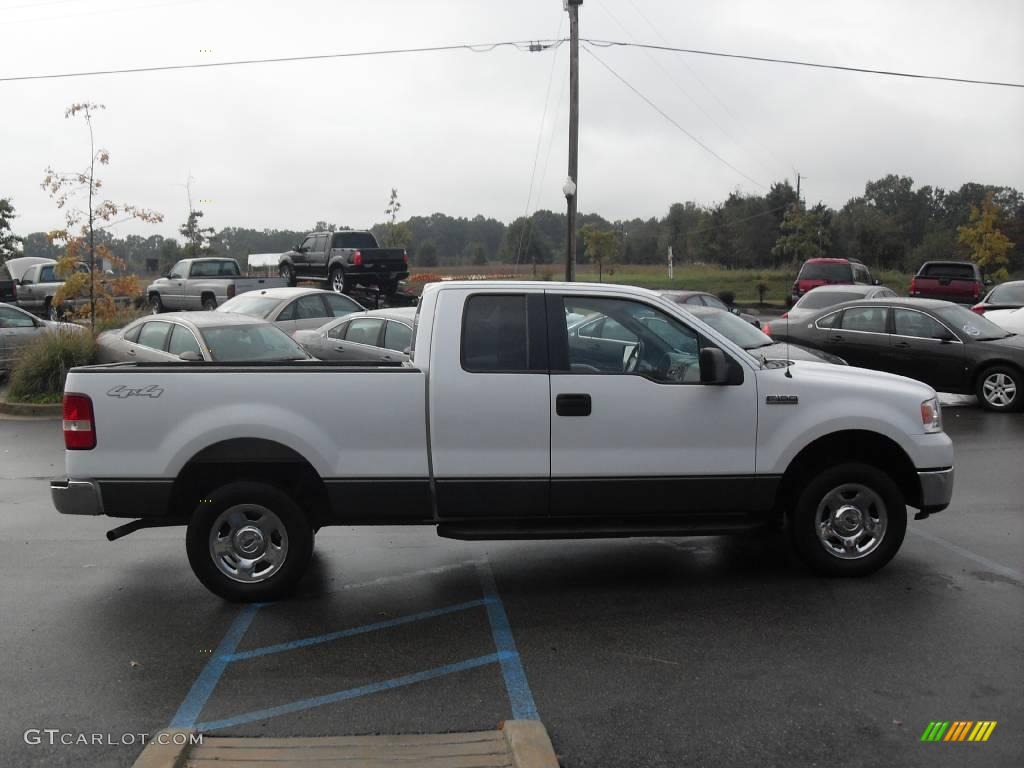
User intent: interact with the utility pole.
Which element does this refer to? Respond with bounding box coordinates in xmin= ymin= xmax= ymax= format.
xmin=795 ymin=172 xmax=802 ymax=209
xmin=564 ymin=0 xmax=582 ymax=281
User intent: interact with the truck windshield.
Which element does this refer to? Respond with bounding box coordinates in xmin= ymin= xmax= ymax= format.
xmin=331 ymin=232 xmax=378 ymax=249
xmin=199 ymin=324 xmax=310 ymax=362
xmin=799 ymin=262 xmax=852 ymax=281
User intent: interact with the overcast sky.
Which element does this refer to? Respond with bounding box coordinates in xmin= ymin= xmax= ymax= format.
xmin=2 ymin=0 xmax=1022 ymax=240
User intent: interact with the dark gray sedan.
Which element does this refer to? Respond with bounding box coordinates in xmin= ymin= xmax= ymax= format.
xmin=215 ymin=287 xmax=364 ymax=334
xmin=96 ymin=312 xmax=311 ymax=364
xmin=294 ymin=307 xmax=416 ymax=363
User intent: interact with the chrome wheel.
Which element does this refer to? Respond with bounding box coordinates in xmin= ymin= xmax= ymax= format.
xmin=48 ymin=304 xmax=60 ymax=321
xmin=815 ymin=483 xmax=887 ymax=560
xmin=331 ymin=270 xmax=345 ymax=293
xmin=209 ymin=504 xmax=289 ymax=584
xmin=982 ymin=372 xmax=1017 ymax=408
xmin=280 ymin=264 xmax=294 ymax=283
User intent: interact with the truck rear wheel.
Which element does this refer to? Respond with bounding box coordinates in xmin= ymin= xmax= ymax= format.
xmin=201 ymin=295 xmax=217 ymax=311
xmin=280 ymin=262 xmax=296 ymax=287
xmin=789 ymin=462 xmax=906 ymax=576
xmin=186 ymin=481 xmax=314 ymax=602
xmin=329 ymin=266 xmax=350 ymax=294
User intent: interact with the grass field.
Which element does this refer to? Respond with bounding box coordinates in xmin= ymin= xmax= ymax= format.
xmin=409 ymin=263 xmax=911 ymax=307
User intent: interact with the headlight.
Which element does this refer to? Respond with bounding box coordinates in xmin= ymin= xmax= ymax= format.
xmin=920 ymin=397 xmax=943 ymax=433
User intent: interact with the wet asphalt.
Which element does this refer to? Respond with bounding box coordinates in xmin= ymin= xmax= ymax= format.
xmin=0 ymin=405 xmax=1020 ymax=767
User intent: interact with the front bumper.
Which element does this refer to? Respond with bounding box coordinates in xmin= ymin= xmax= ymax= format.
xmin=917 ymin=467 xmax=954 ymax=514
xmin=51 ymin=478 xmax=104 ymax=516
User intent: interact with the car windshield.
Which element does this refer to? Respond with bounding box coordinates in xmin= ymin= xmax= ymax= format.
xmin=799 ymin=262 xmax=851 ymax=281
xmin=216 ymin=295 xmax=282 ymax=318
xmin=199 ymin=324 xmax=310 ymax=362
xmin=988 ymin=282 xmax=1024 ymax=304
xmin=934 ymin=305 xmax=1011 ymax=341
xmin=686 ymin=306 xmax=773 ymax=349
xmin=796 ymin=290 xmax=863 ymax=309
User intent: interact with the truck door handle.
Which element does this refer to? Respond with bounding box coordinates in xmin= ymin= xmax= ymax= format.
xmin=556 ymin=393 xmax=591 ymax=417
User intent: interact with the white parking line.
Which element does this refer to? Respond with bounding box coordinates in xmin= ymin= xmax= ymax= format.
xmin=910 ymin=528 xmax=1023 ymax=583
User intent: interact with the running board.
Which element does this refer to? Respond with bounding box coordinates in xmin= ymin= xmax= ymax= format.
xmin=437 ymin=516 xmax=769 ymax=541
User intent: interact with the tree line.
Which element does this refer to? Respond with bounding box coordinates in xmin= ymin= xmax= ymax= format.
xmin=4 ymin=175 xmax=1022 ymax=279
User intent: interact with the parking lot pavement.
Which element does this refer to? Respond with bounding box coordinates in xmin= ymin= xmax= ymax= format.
xmin=1 ymin=411 xmax=1021 ymax=767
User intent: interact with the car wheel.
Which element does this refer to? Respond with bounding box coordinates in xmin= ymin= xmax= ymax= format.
xmin=329 ymin=267 xmax=348 ymax=294
xmin=149 ymin=294 xmax=164 ymax=314
xmin=47 ymin=301 xmax=61 ymax=321
xmin=280 ymin=262 xmax=296 ymax=287
xmin=186 ymin=481 xmax=313 ymax=602
xmin=975 ymin=365 xmax=1021 ymax=412
xmin=789 ymin=462 xmax=906 ymax=576
xmin=202 ymin=295 xmax=217 ymax=311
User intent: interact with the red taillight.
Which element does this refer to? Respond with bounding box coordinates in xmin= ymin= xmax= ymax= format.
xmin=909 ymin=278 xmax=918 ymax=295
xmin=971 ymin=304 xmax=986 ymax=314
xmin=226 ymin=284 xmax=236 ymax=299
xmin=352 ymin=250 xmax=363 ymax=266
xmin=403 ymin=251 xmax=408 ymax=264
xmin=63 ymin=393 xmax=96 ymax=450
xmin=762 ymin=322 xmax=772 ymax=336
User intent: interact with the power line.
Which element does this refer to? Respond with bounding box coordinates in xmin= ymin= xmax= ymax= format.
xmin=0 ymin=40 xmax=565 ymax=83
xmin=584 ymin=39 xmax=1024 ymax=89
xmin=581 ymin=44 xmax=767 ymax=189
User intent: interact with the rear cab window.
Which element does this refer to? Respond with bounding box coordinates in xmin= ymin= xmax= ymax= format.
xmin=332 ymin=232 xmax=378 ymax=250
xmin=920 ymin=263 xmax=977 ymax=280
xmin=461 ymin=294 xmax=534 ymax=372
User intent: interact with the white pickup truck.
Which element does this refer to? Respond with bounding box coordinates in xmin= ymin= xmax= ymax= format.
xmin=51 ymin=281 xmax=954 ymax=601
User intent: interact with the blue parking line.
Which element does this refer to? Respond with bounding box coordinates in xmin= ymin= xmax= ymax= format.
xmin=476 ymin=559 xmax=539 ymax=721
xmin=170 ymin=603 xmax=263 ymax=729
xmin=195 ymin=653 xmax=510 ymax=732
xmin=225 ymin=599 xmax=489 ymax=662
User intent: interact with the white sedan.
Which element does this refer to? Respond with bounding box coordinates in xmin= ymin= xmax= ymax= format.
xmin=985 ymin=306 xmax=1024 ymax=334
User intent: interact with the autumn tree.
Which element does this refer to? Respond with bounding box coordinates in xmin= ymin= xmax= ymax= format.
xmin=41 ymin=103 xmax=162 ymax=325
xmin=958 ymin=193 xmax=1014 ymax=281
xmin=381 ymin=188 xmax=412 ymax=249
xmin=0 ymin=198 xmax=22 ymax=261
xmin=580 ymin=224 xmax=620 ymax=281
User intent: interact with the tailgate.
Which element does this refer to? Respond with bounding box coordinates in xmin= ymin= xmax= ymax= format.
xmin=233 ymin=277 xmax=288 ymax=294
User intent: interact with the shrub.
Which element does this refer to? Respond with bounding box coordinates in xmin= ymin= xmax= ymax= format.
xmin=7 ymin=329 xmax=96 ymax=404
xmin=717 ymin=290 xmax=736 ymax=305
xmin=92 ymin=307 xmax=147 ymax=335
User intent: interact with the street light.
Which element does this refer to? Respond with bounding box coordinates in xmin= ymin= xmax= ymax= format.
xmin=562 ymin=176 xmax=577 ymax=198
xmin=563 ymin=176 xmax=577 ymax=281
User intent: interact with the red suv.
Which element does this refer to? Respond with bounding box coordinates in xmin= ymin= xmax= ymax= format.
xmin=790 ymin=258 xmax=874 ymax=305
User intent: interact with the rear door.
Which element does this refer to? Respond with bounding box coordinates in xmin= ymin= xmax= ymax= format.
xmin=888 ymin=308 xmax=966 ymax=391
xmin=549 ymin=293 xmax=759 ymax=517
xmin=823 ymin=305 xmax=891 ymax=369
xmin=132 ymin=320 xmax=176 ymax=362
xmin=429 ymin=289 xmax=550 ymax=518
xmin=17 ymin=266 xmax=40 ymax=309
xmin=287 ymin=294 xmax=333 ymax=332
xmin=306 ymin=234 xmax=329 ymax=276
xmin=318 ymin=317 xmax=397 ymax=362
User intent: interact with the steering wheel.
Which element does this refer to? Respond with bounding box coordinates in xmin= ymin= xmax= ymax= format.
xmin=624 ymin=341 xmax=642 ymax=373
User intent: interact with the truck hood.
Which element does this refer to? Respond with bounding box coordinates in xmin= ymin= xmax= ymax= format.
xmin=758 ymin=359 xmax=936 ymax=405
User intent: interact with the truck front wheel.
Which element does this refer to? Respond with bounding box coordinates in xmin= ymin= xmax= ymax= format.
xmin=149 ymin=293 xmax=164 ymax=314
xmin=790 ymin=462 xmax=906 ymax=577
xmin=186 ymin=481 xmax=313 ymax=602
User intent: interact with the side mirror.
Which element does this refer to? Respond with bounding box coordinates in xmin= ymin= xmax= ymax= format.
xmin=178 ymin=350 xmax=203 ymax=361
xmin=699 ymin=347 xmax=729 ymax=385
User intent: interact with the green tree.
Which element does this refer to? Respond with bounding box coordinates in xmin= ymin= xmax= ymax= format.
xmin=41 ymin=102 xmax=162 ymax=325
xmin=771 ymin=205 xmax=829 ymax=265
xmin=958 ymin=193 xmax=1014 ymax=281
xmin=416 ymin=239 xmax=438 ymax=267
xmin=580 ymin=224 xmax=620 ymax=281
xmin=179 ymin=209 xmax=217 ymax=257
xmin=0 ymin=198 xmax=22 ymax=260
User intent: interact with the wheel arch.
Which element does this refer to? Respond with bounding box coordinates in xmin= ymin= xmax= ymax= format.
xmin=172 ymin=438 xmax=329 ymax=525
xmin=972 ymin=359 xmax=1023 ymax=387
xmin=777 ymin=429 xmax=921 ymax=518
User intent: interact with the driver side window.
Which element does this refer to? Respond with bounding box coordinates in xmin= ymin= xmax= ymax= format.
xmin=562 ymin=296 xmax=701 ymax=383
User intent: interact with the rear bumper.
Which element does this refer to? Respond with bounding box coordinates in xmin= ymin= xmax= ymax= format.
xmin=917 ymin=467 xmax=954 ymax=514
xmin=51 ymin=478 xmax=104 ymax=516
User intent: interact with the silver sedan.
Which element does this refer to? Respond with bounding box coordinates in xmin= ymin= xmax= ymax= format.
xmin=215 ymin=287 xmax=364 ymax=334
xmin=96 ymin=311 xmax=311 ymax=364
xmin=294 ymin=307 xmax=415 ymax=363
xmin=0 ymin=302 xmax=86 ymax=376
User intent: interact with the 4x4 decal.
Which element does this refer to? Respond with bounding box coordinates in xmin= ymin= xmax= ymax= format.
xmin=107 ymin=385 xmax=164 ymax=399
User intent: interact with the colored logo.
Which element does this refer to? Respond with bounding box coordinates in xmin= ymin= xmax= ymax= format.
xmin=921 ymin=721 xmax=997 ymax=742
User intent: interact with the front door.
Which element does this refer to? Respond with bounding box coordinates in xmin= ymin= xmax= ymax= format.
xmin=549 ymin=293 xmax=759 ymax=518
xmin=888 ymin=308 xmax=967 ymax=392
xmin=428 ymin=289 xmax=550 ymax=518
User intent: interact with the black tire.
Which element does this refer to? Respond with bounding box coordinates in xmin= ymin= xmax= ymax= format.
xmin=975 ymin=364 xmax=1022 ymax=412
xmin=382 ymin=279 xmax=399 ymax=296
xmin=280 ymin=262 xmax=296 ymax=287
xmin=149 ymin=293 xmax=164 ymax=314
xmin=789 ymin=462 xmax=906 ymax=577
xmin=186 ymin=481 xmax=314 ymax=602
xmin=201 ymin=295 xmax=217 ymax=311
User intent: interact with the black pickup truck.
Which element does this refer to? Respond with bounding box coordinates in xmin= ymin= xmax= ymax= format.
xmin=279 ymin=230 xmax=408 ymax=296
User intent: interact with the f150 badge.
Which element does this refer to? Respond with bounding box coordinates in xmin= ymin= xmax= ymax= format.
xmin=766 ymin=394 xmax=799 ymax=404
xmin=107 ymin=385 xmax=164 ymax=399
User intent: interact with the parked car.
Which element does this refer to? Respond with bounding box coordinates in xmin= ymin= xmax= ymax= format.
xmin=658 ymin=290 xmax=760 ymax=327
xmin=909 ymin=261 xmax=990 ymax=305
xmin=96 ymin=312 xmax=312 ymax=364
xmin=293 ymin=307 xmax=416 ymax=363
xmin=146 ymin=258 xmax=286 ymax=313
xmin=15 ymin=260 xmax=133 ymax=320
xmin=0 ymin=302 xmax=85 ymax=376
xmin=971 ymin=279 xmax=1024 ymax=315
xmin=985 ymin=306 xmax=1024 ymax=335
xmin=215 ymin=287 xmax=364 ymax=334
xmin=52 ymin=281 xmax=953 ymax=601
xmin=279 ymin=230 xmax=409 ymax=296
xmin=682 ymin=305 xmax=847 ymax=366
xmin=791 ymin=257 xmax=875 ymax=305
xmin=763 ymin=284 xmax=898 ymax=338
xmin=779 ymin=297 xmax=1023 ymax=411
